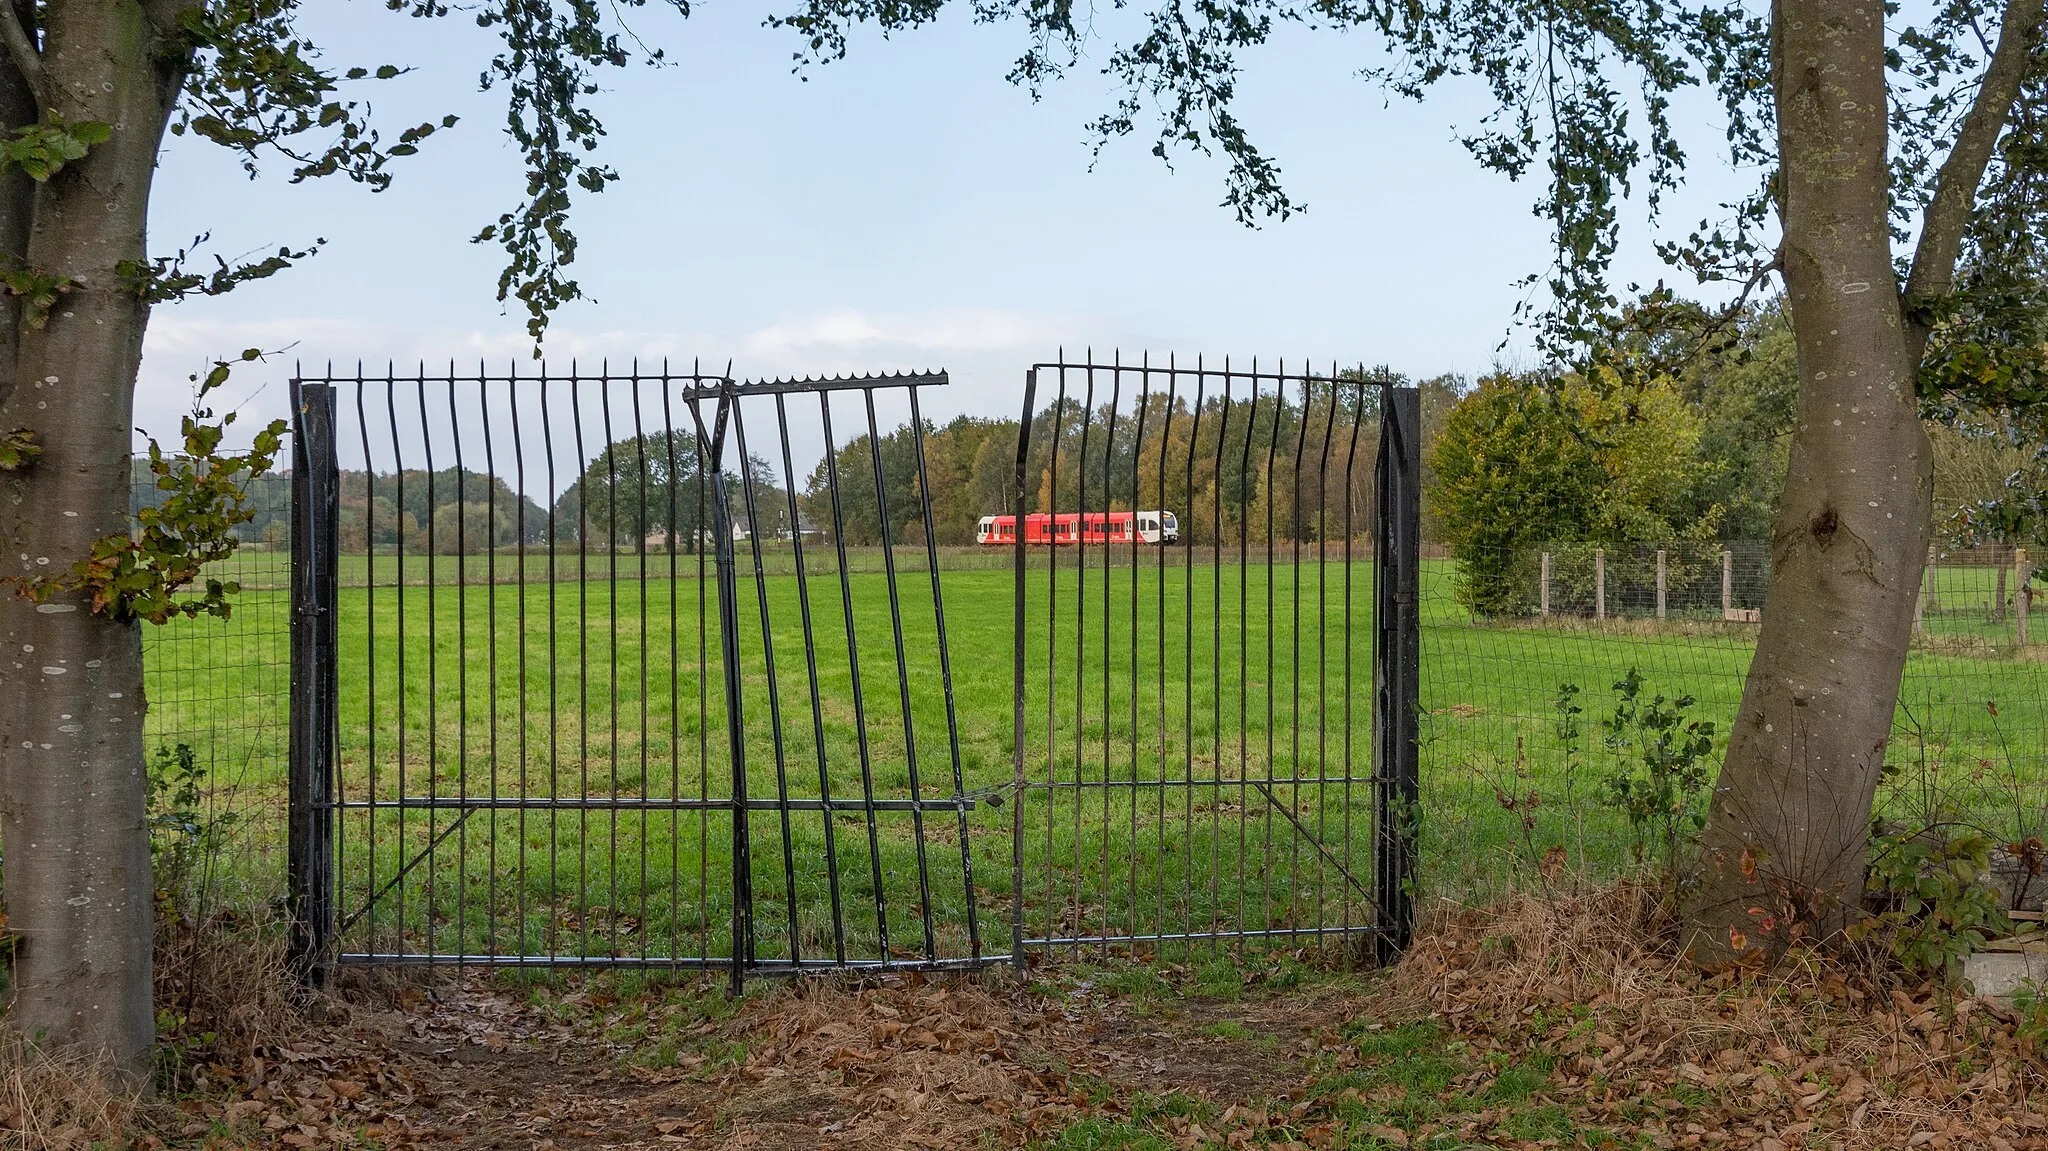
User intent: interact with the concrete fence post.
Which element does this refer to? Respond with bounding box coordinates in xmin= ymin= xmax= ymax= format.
xmin=1655 ymin=549 xmax=1668 ymax=620
xmin=1721 ymin=550 xmax=1733 ymax=616
xmin=2020 ymin=547 xmax=2033 ymax=649
xmin=1540 ymin=551 xmax=1551 ymax=617
xmin=1595 ymin=548 xmax=1606 ymax=620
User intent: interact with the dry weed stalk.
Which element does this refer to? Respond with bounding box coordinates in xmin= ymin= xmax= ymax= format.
xmin=0 ymin=1033 xmax=138 ymax=1151
xmin=153 ymin=908 xmax=306 ymax=1068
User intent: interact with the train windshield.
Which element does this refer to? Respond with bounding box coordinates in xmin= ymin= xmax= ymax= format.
xmin=1161 ymin=513 xmax=1177 ymax=530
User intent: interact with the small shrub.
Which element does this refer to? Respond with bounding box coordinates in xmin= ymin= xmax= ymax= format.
xmin=2011 ymin=978 xmax=2048 ymax=1048
xmin=146 ymin=740 xmax=238 ymax=910
xmin=1858 ymin=824 xmax=2011 ymax=974
xmin=1596 ymin=667 xmax=1716 ymax=896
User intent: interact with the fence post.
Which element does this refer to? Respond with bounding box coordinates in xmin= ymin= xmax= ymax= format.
xmin=1925 ymin=544 xmax=1940 ymax=615
xmin=1722 ymin=550 xmax=1734 ymax=616
xmin=1655 ymin=549 xmax=1667 ymax=620
xmin=1540 ymin=552 xmax=1551 ymax=617
xmin=1009 ymin=368 xmax=1036 ymax=976
xmin=1997 ymin=555 xmax=2009 ymax=625
xmin=1373 ymin=385 xmax=1421 ymax=966
xmin=287 ymin=380 xmax=339 ymax=984
xmin=1594 ymin=548 xmax=1606 ymax=620
xmin=2020 ymin=547 xmax=2033 ymax=649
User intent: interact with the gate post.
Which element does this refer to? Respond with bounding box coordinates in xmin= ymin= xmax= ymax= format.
xmin=288 ymin=380 xmax=340 ymax=983
xmin=1373 ymin=385 xmax=1421 ymax=965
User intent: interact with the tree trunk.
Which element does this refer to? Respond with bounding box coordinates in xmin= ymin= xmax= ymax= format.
xmin=0 ymin=2 xmax=187 ymax=1087
xmin=1684 ymin=0 xmax=1932 ymax=962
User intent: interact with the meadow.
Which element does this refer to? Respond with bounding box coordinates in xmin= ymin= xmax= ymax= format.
xmin=143 ymin=545 xmax=2048 ymax=968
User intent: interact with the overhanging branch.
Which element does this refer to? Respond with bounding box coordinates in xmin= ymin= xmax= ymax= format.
xmin=1904 ymin=0 xmax=2046 ymax=322
xmin=0 ymin=0 xmax=39 ymax=103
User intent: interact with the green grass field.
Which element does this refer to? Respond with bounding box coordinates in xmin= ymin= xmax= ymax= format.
xmin=143 ymin=548 xmax=2048 ymax=966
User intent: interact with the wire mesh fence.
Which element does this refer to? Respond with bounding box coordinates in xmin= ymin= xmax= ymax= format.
xmin=137 ymin=468 xmax=293 ymax=909
xmin=1418 ymin=539 xmax=2048 ymax=898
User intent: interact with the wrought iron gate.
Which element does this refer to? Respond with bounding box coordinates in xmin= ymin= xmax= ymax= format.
xmin=285 ymin=356 xmax=1419 ymax=985
xmin=1006 ymin=356 xmax=1419 ymax=964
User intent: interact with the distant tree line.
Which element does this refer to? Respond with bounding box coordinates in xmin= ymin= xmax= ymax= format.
xmin=796 ymin=376 xmax=1395 ymax=548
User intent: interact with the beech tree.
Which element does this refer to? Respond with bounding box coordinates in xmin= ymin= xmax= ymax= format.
xmin=780 ymin=0 xmax=2043 ymax=960
xmin=0 ymin=0 xmax=679 ymax=1084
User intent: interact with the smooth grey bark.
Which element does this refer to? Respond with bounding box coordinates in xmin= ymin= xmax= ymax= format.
xmin=1687 ymin=0 xmax=2046 ymax=961
xmin=0 ymin=0 xmax=192 ymax=1085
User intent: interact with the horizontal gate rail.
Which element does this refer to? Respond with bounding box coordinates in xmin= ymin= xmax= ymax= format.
xmin=334 ymin=797 xmax=981 ymax=811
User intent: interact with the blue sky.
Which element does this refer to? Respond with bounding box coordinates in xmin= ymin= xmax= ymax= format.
xmin=139 ymin=1 xmax=1758 ymax=453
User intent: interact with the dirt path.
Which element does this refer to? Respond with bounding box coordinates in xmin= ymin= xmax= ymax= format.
xmin=163 ymin=967 xmax=1367 ymax=1150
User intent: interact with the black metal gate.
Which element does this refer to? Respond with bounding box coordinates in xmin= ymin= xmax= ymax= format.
xmin=1006 ymin=356 xmax=1419 ymax=964
xmin=285 ymin=356 xmax=1418 ymax=984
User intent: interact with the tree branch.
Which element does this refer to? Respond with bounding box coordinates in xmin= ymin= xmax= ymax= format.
xmin=1904 ymin=0 xmax=2046 ymax=320
xmin=0 ymin=0 xmax=39 ymax=104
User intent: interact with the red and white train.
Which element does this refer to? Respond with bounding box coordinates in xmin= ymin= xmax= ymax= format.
xmin=975 ymin=510 xmax=1181 ymax=546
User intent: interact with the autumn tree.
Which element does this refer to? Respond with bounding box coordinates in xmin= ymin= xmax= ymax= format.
xmin=1427 ymin=368 xmax=1716 ymax=614
xmin=0 ymin=0 xmax=674 ymax=1084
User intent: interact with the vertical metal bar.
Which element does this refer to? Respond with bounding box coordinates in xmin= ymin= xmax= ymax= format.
xmin=571 ymin=371 xmax=592 ymax=961
xmin=630 ymin=373 xmax=653 ymax=964
xmin=1235 ymin=368 xmax=1258 ymax=952
xmin=660 ymin=370 xmax=684 ymax=969
xmin=819 ymin=393 xmax=891 ymax=964
xmin=1097 ymin=362 xmax=1119 ymax=957
xmin=1210 ymin=361 xmax=1231 ymax=950
xmin=1373 ymin=385 xmax=1422 ymax=964
xmin=1043 ymin=365 xmax=1069 ymax=953
xmin=600 ymin=374 xmax=621 ymax=962
xmin=418 ymin=373 xmax=441 ymax=962
xmin=541 ymin=375 xmax=562 ymax=962
xmin=1312 ymin=364 xmax=1339 ymax=941
xmin=1073 ymin=362 xmax=1095 ymax=955
xmin=1011 ymin=368 xmax=1037 ymax=974
xmin=692 ymin=392 xmax=752 ymax=993
xmin=777 ymin=393 xmax=847 ymax=964
xmin=1339 ymin=372 xmax=1366 ymax=958
xmin=481 ymin=372 xmax=503 ymax=962
xmin=733 ymin=399 xmax=802 ymax=966
xmin=1155 ymin=361 xmax=1176 ymax=943
xmin=1288 ymin=361 xmax=1310 ymax=945
xmin=355 ymin=375 xmax=378 ymax=961
xmin=1126 ymin=360 xmax=1147 ymax=948
xmin=695 ymin=386 xmax=711 ymax=963
xmin=1260 ymin=365 xmax=1280 ymax=947
xmin=907 ymin=385 xmax=982 ymax=961
xmin=1179 ymin=364 xmax=1203 ymax=943
xmin=288 ymin=380 xmax=339 ymax=982
xmin=510 ymin=374 xmax=532 ymax=958
xmin=865 ymin=388 xmax=939 ymax=961
xmin=446 ymin=373 xmax=470 ymax=968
